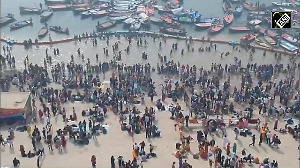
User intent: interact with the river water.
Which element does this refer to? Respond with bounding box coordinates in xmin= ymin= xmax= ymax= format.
xmin=1 ymin=0 xmax=274 ymax=41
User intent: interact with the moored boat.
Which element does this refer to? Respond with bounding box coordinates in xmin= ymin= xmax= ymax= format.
xmin=243 ymin=3 xmax=258 ymax=11
xmin=0 ymin=13 xmax=15 ymax=27
xmin=123 ymin=18 xmax=136 ymax=27
xmin=137 ymin=5 xmax=146 ymax=13
xmin=255 ymin=25 xmax=279 ymax=38
xmin=92 ymin=10 xmax=109 ymax=19
xmin=249 ymin=10 xmax=267 ymax=15
xmin=10 ymin=18 xmax=33 ymax=30
xmin=49 ymin=26 xmax=69 ymax=34
xmin=40 ymin=9 xmax=53 ymax=22
xmin=73 ymin=7 xmax=90 ymax=15
xmin=255 ymin=37 xmax=271 ymax=48
xmin=229 ymin=26 xmax=251 ymax=32
xmin=248 ymin=19 xmax=262 ymax=26
xmin=279 ymin=40 xmax=299 ymax=52
xmin=264 ymin=35 xmax=277 ymax=46
xmin=129 ymin=21 xmax=141 ymax=31
xmin=149 ymin=17 xmax=164 ymax=25
xmin=240 ymin=34 xmax=257 ymax=43
xmin=199 ymin=17 xmax=220 ymax=23
xmin=282 ymin=34 xmax=299 ymax=45
xmin=38 ymin=26 xmax=48 ymax=38
xmin=195 ymin=22 xmax=212 ymax=29
xmin=223 ymin=13 xmax=234 ymax=25
xmin=207 ymin=22 xmax=224 ymax=34
xmin=233 ymin=5 xmax=243 ymax=17
xmin=231 ymin=0 xmax=240 ymax=3
xmin=48 ymin=5 xmax=71 ymax=11
xmin=223 ymin=2 xmax=233 ymax=12
xmin=159 ymin=26 xmax=187 ymax=36
xmin=19 ymin=7 xmax=42 ymax=14
xmin=109 ymin=15 xmax=129 ymax=22
xmin=45 ymin=0 xmax=69 ymax=4
xmin=272 ymin=2 xmax=296 ymax=8
xmin=145 ymin=7 xmax=155 ymax=15
xmin=96 ymin=21 xmax=116 ymax=31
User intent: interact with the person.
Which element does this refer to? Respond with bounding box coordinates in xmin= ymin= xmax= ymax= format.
xmin=13 ymin=157 xmax=20 ymax=167
xmin=249 ymin=135 xmax=255 ymax=146
xmin=91 ymin=155 xmax=96 ymax=168
xmin=172 ymin=162 xmax=176 ymax=168
xmin=232 ymin=143 xmax=237 ymax=154
xmin=111 ymin=155 xmax=115 ymax=168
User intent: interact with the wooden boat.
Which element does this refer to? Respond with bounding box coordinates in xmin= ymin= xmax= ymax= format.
xmin=72 ymin=7 xmax=90 ymax=14
xmin=72 ymin=3 xmax=89 ymax=8
xmin=207 ymin=23 xmax=224 ymax=34
xmin=249 ymin=10 xmax=266 ymax=15
xmin=92 ymin=10 xmax=109 ymax=19
xmin=109 ymin=15 xmax=129 ymax=22
xmin=96 ymin=21 xmax=116 ymax=31
xmin=149 ymin=17 xmax=164 ymax=24
xmin=195 ymin=23 xmax=212 ymax=29
xmin=255 ymin=25 xmax=279 ymax=38
xmin=137 ymin=5 xmax=146 ymax=13
xmin=160 ymin=27 xmax=187 ymax=36
xmin=49 ymin=26 xmax=69 ymax=34
xmin=223 ymin=13 xmax=234 ymax=25
xmin=282 ymin=34 xmax=299 ymax=45
xmin=145 ymin=7 xmax=155 ymax=15
xmin=199 ymin=17 xmax=220 ymax=23
xmin=45 ymin=0 xmax=68 ymax=4
xmin=81 ymin=10 xmax=99 ymax=19
xmin=243 ymin=3 xmax=258 ymax=11
xmin=10 ymin=18 xmax=33 ymax=30
xmin=38 ymin=26 xmax=48 ymax=38
xmin=248 ymin=19 xmax=262 ymax=26
xmin=229 ymin=26 xmax=251 ymax=32
xmin=19 ymin=7 xmax=42 ymax=14
xmin=160 ymin=15 xmax=175 ymax=24
xmin=272 ymin=2 xmax=296 ymax=8
xmin=109 ymin=12 xmax=131 ymax=17
xmin=240 ymin=34 xmax=257 ymax=43
xmin=279 ymin=40 xmax=298 ymax=52
xmin=247 ymin=13 xmax=264 ymax=20
xmin=173 ymin=16 xmax=195 ymax=24
xmin=255 ymin=37 xmax=271 ymax=48
xmin=48 ymin=5 xmax=71 ymax=11
xmin=0 ymin=13 xmax=15 ymax=27
xmin=231 ymin=0 xmax=240 ymax=3
xmin=233 ymin=5 xmax=243 ymax=17
xmin=130 ymin=21 xmax=141 ymax=31
xmin=264 ymin=35 xmax=277 ymax=46
xmin=222 ymin=2 xmax=233 ymax=12
xmin=40 ymin=9 xmax=53 ymax=22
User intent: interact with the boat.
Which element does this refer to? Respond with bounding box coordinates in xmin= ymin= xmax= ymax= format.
xmin=0 ymin=13 xmax=15 ymax=27
xmin=159 ymin=27 xmax=187 ymax=36
xmin=72 ymin=3 xmax=90 ymax=8
xmin=137 ymin=5 xmax=146 ymax=13
xmin=81 ymin=10 xmax=99 ymax=19
xmin=130 ymin=21 xmax=141 ymax=31
xmin=264 ymin=35 xmax=277 ymax=46
xmin=223 ymin=13 xmax=234 ymax=25
xmin=282 ymin=34 xmax=299 ymax=45
xmin=279 ymin=40 xmax=299 ymax=52
xmin=233 ymin=5 xmax=243 ymax=17
xmin=38 ymin=26 xmax=48 ymax=38
xmin=248 ymin=19 xmax=262 ymax=26
xmin=40 ymin=9 xmax=53 ymax=22
xmin=173 ymin=16 xmax=195 ymax=24
xmin=96 ymin=21 xmax=116 ymax=31
xmin=243 ymin=3 xmax=258 ymax=11
xmin=149 ymin=17 xmax=164 ymax=25
xmin=229 ymin=26 xmax=251 ymax=32
xmin=19 ymin=7 xmax=42 ymax=14
xmin=44 ymin=0 xmax=68 ymax=4
xmin=272 ymin=2 xmax=296 ymax=8
xmin=48 ymin=5 xmax=71 ymax=11
xmin=160 ymin=15 xmax=180 ymax=26
xmin=49 ymin=26 xmax=69 ymax=34
xmin=109 ymin=15 xmax=129 ymax=22
xmin=255 ymin=37 xmax=271 ymax=48
xmin=249 ymin=10 xmax=266 ymax=15
xmin=255 ymin=25 xmax=279 ymax=38
xmin=223 ymin=2 xmax=233 ymax=12
xmin=231 ymin=0 xmax=240 ymax=3
xmin=10 ymin=18 xmax=33 ymax=30
xmin=123 ymin=17 xmax=136 ymax=26
xmin=240 ymin=34 xmax=257 ymax=43
xmin=145 ymin=7 xmax=155 ymax=15
xmin=72 ymin=7 xmax=90 ymax=14
xmin=92 ymin=10 xmax=109 ymax=19
xmin=247 ymin=13 xmax=264 ymax=20
xmin=199 ymin=17 xmax=220 ymax=23
xmin=195 ymin=22 xmax=212 ymax=29
xmin=207 ymin=22 xmax=224 ymax=34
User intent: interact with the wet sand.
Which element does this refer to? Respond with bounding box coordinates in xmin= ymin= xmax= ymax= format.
xmin=1 ymin=37 xmax=299 ymax=168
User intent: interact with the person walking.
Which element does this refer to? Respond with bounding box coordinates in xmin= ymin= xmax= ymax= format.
xmin=91 ymin=155 xmax=96 ymax=168
xmin=249 ymin=135 xmax=256 ymax=146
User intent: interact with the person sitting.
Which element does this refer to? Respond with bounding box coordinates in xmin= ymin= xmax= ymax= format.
xmin=20 ymin=145 xmax=27 ymax=157
xmin=27 ymin=151 xmax=35 ymax=158
xmin=140 ymin=151 xmax=148 ymax=162
xmin=13 ymin=157 xmax=20 ymax=167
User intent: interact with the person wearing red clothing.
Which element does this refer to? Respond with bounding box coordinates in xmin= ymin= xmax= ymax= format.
xmin=91 ymin=155 xmax=96 ymax=168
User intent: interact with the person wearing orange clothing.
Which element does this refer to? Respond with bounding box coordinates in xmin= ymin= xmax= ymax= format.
xmin=132 ymin=150 xmax=137 ymax=160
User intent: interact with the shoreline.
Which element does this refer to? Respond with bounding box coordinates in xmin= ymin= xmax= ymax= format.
xmin=1 ymin=31 xmax=297 ymax=55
